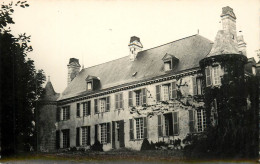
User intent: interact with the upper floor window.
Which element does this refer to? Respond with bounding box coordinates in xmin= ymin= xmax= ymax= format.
xmin=94 ymin=96 xmax=110 ymax=114
xmin=162 ymin=53 xmax=179 ymax=72
xmin=87 ymin=82 xmax=92 ymax=90
xmin=192 ymin=76 xmax=202 ymax=95
xmin=83 ymin=101 xmax=91 ymax=116
xmin=205 ymin=65 xmax=222 ymax=87
xmin=128 ymin=88 xmax=146 ymax=107
xmin=57 ymin=106 xmax=70 ymax=121
xmin=76 ymin=103 xmax=80 ymax=117
xmin=115 ymin=92 xmax=124 ymax=109
xmin=156 ymin=81 xmax=177 ymax=102
xmin=164 ymin=61 xmax=172 ymax=71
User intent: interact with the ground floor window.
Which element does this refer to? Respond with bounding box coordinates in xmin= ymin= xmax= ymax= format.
xmin=136 ymin=118 xmax=144 ymax=139
xmin=100 ymin=123 xmax=110 ymax=144
xmin=158 ymin=112 xmax=179 ymax=137
xmin=82 ymin=126 xmax=90 ymax=145
xmin=197 ymin=109 xmax=206 ymax=132
xmin=62 ymin=129 xmax=70 ymax=148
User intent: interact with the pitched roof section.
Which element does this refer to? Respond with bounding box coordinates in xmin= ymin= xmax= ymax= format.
xmin=59 ymin=34 xmax=213 ymax=100
xmin=41 ymin=81 xmax=60 ymax=101
xmin=207 ymin=30 xmax=239 ymax=57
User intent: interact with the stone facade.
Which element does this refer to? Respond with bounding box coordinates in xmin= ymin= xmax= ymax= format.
xmin=37 ymin=6 xmax=259 ymax=152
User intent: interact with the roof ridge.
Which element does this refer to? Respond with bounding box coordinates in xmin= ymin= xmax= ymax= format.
xmin=82 ymin=34 xmax=202 ymax=71
xmin=140 ymin=34 xmax=199 ymax=53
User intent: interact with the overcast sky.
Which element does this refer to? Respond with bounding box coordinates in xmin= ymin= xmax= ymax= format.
xmin=7 ymin=0 xmax=260 ymax=93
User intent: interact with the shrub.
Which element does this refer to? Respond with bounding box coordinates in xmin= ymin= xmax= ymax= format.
xmin=91 ymin=140 xmax=103 ymax=151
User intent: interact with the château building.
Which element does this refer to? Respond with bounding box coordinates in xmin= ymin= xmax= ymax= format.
xmin=37 ymin=6 xmax=258 ymax=152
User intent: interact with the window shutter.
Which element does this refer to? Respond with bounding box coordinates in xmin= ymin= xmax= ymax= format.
xmin=120 ymin=93 xmax=123 ymax=108
xmin=173 ymin=112 xmax=179 ymax=135
xmin=206 ymin=67 xmax=211 ymax=86
xmin=87 ymin=126 xmax=91 ymax=145
xmin=56 ymin=107 xmax=60 ymax=122
xmin=129 ymin=119 xmax=134 ymax=140
xmin=56 ymin=130 xmax=60 ymax=149
xmin=76 ymin=103 xmax=80 ymax=117
xmin=67 ymin=129 xmax=70 ymax=148
xmin=119 ymin=120 xmax=125 ymax=147
xmin=189 ymin=110 xmax=195 ymax=133
xmin=68 ymin=106 xmax=70 ymax=120
xmin=95 ymin=124 xmax=98 ymax=142
xmin=87 ymin=101 xmax=91 ymax=115
xmin=158 ymin=115 xmax=163 ymax=137
xmin=171 ymin=82 xmax=177 ymax=99
xmin=94 ymin=99 xmax=98 ymax=113
xmin=128 ymin=91 xmax=133 ymax=107
xmin=192 ymin=76 xmax=197 ymax=95
xmin=106 ymin=96 xmax=110 ymax=112
xmin=112 ymin=121 xmax=116 ymax=148
xmin=115 ymin=94 xmax=119 ymax=109
xmin=76 ymin=127 xmax=80 ymax=146
xmin=142 ymin=88 xmax=147 ymax=105
xmin=107 ymin=123 xmax=111 ymax=143
xmin=143 ymin=117 xmax=148 ymax=139
xmin=156 ymin=85 xmax=161 ymax=101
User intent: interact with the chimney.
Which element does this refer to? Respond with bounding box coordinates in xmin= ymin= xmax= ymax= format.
xmin=221 ymin=6 xmax=237 ymax=41
xmin=67 ymin=58 xmax=81 ymax=86
xmin=237 ymin=34 xmax=247 ymax=56
xmin=128 ymin=36 xmax=143 ymax=61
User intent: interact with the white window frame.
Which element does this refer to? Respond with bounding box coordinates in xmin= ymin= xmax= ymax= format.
xmin=197 ymin=109 xmax=206 ymax=132
xmin=81 ymin=126 xmax=88 ymax=146
xmin=62 ymin=106 xmax=69 ymax=120
xmin=87 ymin=82 xmax=92 ymax=90
xmin=100 ymin=98 xmax=106 ymax=113
xmin=212 ymin=66 xmax=221 ymax=86
xmin=164 ymin=61 xmax=172 ymax=71
xmin=162 ymin=84 xmax=171 ymax=101
xmin=62 ymin=129 xmax=69 ymax=148
xmin=100 ymin=123 xmax=107 ymax=144
xmin=135 ymin=90 xmax=142 ymax=106
xmin=135 ymin=118 xmax=144 ymax=139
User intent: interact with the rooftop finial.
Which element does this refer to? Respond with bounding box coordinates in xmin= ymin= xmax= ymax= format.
xmin=48 ymin=76 xmax=50 ymax=82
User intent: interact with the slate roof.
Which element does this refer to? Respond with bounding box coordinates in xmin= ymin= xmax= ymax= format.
xmin=207 ymin=30 xmax=240 ymax=57
xmin=59 ymin=34 xmax=213 ymax=100
xmin=41 ymin=81 xmax=60 ymax=101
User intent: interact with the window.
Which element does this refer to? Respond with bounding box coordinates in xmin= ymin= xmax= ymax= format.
xmin=100 ymin=98 xmax=106 ymax=113
xmin=252 ymin=66 xmax=256 ymax=75
xmin=162 ymin=84 xmax=171 ymax=101
xmin=197 ymin=109 xmax=206 ymax=132
xmin=158 ymin=112 xmax=179 ymax=137
xmin=76 ymin=103 xmax=80 ymax=117
xmin=116 ymin=122 xmax=120 ymax=141
xmin=62 ymin=129 xmax=70 ymax=148
xmin=95 ymin=97 xmax=110 ymax=114
xmin=62 ymin=106 xmax=70 ymax=120
xmin=135 ymin=90 xmax=141 ymax=106
xmin=156 ymin=82 xmax=177 ymax=101
xmin=212 ymin=66 xmax=221 ymax=85
xmin=100 ymin=123 xmax=110 ymax=144
xmin=192 ymin=77 xmax=202 ymax=95
xmin=164 ymin=61 xmax=172 ymax=71
xmin=115 ymin=93 xmax=124 ymax=109
xmin=136 ymin=118 xmax=144 ymax=139
xmin=129 ymin=117 xmax=147 ymax=140
xmin=129 ymin=88 xmax=146 ymax=107
xmin=82 ymin=126 xmax=90 ymax=146
xmin=83 ymin=101 xmax=91 ymax=116
xmin=87 ymin=82 xmax=92 ymax=90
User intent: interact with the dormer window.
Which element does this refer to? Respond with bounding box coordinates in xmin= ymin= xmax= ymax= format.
xmin=87 ymin=82 xmax=92 ymax=90
xmin=162 ymin=53 xmax=179 ymax=72
xmin=164 ymin=61 xmax=172 ymax=71
xmin=85 ymin=75 xmax=100 ymax=91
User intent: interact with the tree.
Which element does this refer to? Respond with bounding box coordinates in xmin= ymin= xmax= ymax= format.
xmin=0 ymin=1 xmax=46 ymax=156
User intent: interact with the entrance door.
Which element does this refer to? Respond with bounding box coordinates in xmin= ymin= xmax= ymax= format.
xmin=112 ymin=120 xmax=125 ymax=149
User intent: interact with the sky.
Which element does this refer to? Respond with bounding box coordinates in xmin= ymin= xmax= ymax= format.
xmin=6 ymin=0 xmax=260 ymax=93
